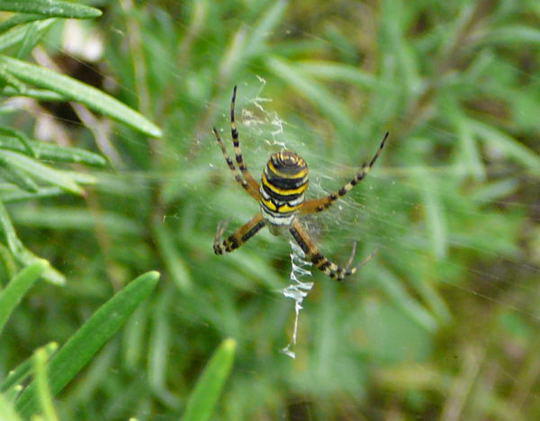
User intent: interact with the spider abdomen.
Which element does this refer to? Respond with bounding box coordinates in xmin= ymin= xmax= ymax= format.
xmin=259 ymin=151 xmax=308 ymax=229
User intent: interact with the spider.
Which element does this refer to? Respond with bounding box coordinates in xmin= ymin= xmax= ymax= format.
xmin=212 ymin=86 xmax=388 ymax=281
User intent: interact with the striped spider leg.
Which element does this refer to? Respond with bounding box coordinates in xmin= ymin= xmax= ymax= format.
xmin=300 ymin=132 xmax=389 ymax=214
xmin=213 ymin=86 xmax=388 ymax=281
xmin=289 ymin=219 xmax=358 ymax=280
xmin=213 ymin=86 xmax=263 ymax=253
xmin=214 ymin=213 xmax=266 ymax=254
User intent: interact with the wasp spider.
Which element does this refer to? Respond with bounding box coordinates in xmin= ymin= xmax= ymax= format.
xmin=213 ymin=86 xmax=388 ymax=281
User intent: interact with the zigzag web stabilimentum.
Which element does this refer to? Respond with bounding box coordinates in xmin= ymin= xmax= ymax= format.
xmin=281 ymin=240 xmax=314 ymax=358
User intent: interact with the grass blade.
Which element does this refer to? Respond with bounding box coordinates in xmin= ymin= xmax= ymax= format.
xmin=15 ymin=271 xmax=160 ymax=418
xmin=298 ymin=60 xmax=380 ymax=89
xmin=1 ymin=343 xmax=58 ymax=394
xmin=0 ymin=0 xmax=102 ymax=19
xmin=0 ymin=392 xmax=21 ymax=421
xmin=469 ymin=119 xmax=540 ymax=174
xmin=0 ymin=19 xmax=55 ymax=52
xmin=0 ymin=55 xmax=162 ymax=138
xmin=12 ymin=207 xmax=143 ymax=236
xmin=0 ymin=134 xmax=107 ymax=166
xmin=266 ymin=56 xmax=355 ymax=135
xmin=0 ymin=157 xmax=39 ymax=193
xmin=33 ymin=346 xmax=59 ymax=421
xmin=182 ymin=338 xmax=237 ymax=421
xmin=153 ymin=224 xmax=192 ymax=291
xmin=0 ymin=14 xmax=47 ymax=34
xmin=0 ymin=200 xmax=65 ymax=285
xmin=0 ymin=260 xmax=48 ymax=336
xmin=0 ymin=150 xmax=83 ymax=195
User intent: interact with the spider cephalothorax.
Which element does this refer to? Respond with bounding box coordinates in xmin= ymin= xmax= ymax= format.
xmin=212 ymin=86 xmax=388 ymax=280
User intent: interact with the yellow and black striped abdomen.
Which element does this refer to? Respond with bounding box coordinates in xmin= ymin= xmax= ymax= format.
xmin=259 ymin=151 xmax=308 ymax=227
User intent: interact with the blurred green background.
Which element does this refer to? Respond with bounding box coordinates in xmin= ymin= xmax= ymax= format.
xmin=1 ymin=0 xmax=540 ymax=419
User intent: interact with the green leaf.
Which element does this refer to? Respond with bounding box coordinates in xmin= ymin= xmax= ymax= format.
xmin=0 ymin=186 xmax=64 ymax=203
xmin=0 ymin=156 xmax=39 ymax=192
xmin=15 ymin=271 xmax=160 ymax=418
xmin=415 ymin=166 xmax=448 ymax=259
xmin=1 ymin=343 xmax=57 ymax=394
xmin=0 ymin=55 xmax=162 ymax=138
xmin=182 ymin=338 xmax=236 ymax=421
xmin=153 ymin=224 xmax=192 ymax=291
xmin=469 ymin=119 xmax=540 ymax=174
xmin=0 ymin=150 xmax=84 ymax=195
xmin=0 ymin=0 xmax=102 ymax=19
xmin=12 ymin=207 xmax=143 ymax=236
xmin=0 ymin=200 xmax=65 ymax=285
xmin=481 ymin=25 xmax=540 ymax=45
xmin=0 ymin=127 xmax=36 ymax=157
xmin=245 ymin=0 xmax=287 ymax=58
xmin=0 ymin=19 xmax=55 ymax=52
xmin=1 ymin=86 xmax=65 ymax=101
xmin=298 ymin=60 xmax=381 ymax=89
xmin=0 ymin=392 xmax=21 ymax=421
xmin=266 ymin=56 xmax=355 ymax=135
xmin=0 ymin=14 xmax=46 ymax=34
xmin=32 ymin=347 xmax=59 ymax=421
xmin=17 ymin=20 xmax=43 ymax=59
xmin=0 ymin=134 xmax=107 ymax=166
xmin=0 ymin=260 xmax=48 ymax=336
xmin=375 ymin=265 xmax=438 ymax=332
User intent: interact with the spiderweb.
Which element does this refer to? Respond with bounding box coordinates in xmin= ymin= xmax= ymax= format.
xmin=5 ymin=7 xmax=539 ymax=420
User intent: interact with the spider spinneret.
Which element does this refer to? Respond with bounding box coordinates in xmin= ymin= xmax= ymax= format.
xmin=212 ymin=85 xmax=388 ymax=281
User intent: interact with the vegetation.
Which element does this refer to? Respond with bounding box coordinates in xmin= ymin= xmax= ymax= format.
xmin=0 ymin=0 xmax=539 ymax=419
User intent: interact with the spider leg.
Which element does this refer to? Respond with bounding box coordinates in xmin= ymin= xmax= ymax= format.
xmin=301 ymin=132 xmax=389 ymax=214
xmin=214 ymin=213 xmax=266 ymax=254
xmin=230 ymin=85 xmax=260 ymax=193
xmin=212 ymin=127 xmax=259 ymax=200
xmin=289 ymin=219 xmax=357 ymax=281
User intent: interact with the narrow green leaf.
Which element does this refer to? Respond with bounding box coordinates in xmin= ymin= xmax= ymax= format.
xmin=15 ymin=271 xmax=160 ymax=417
xmin=0 ymin=186 xmax=64 ymax=203
xmin=0 ymin=55 xmax=162 ymax=138
xmin=0 ymin=150 xmax=83 ymax=195
xmin=0 ymin=260 xmax=48 ymax=336
xmin=481 ymin=25 xmax=540 ymax=45
xmin=0 ymin=0 xmax=102 ymax=19
xmin=1 ymin=86 xmax=65 ymax=101
xmin=0 ymin=19 xmax=55 ymax=52
xmin=153 ymin=224 xmax=192 ymax=291
xmin=299 ymin=60 xmax=381 ymax=89
xmin=0 ymin=392 xmax=21 ymax=421
xmin=245 ymin=0 xmax=287 ymax=57
xmin=0 ymin=127 xmax=36 ymax=157
xmin=12 ymin=207 xmax=143 ymax=236
xmin=416 ymin=168 xmax=447 ymax=259
xmin=0 ymin=68 xmax=27 ymax=97
xmin=17 ymin=20 xmax=44 ymax=59
xmin=375 ymin=265 xmax=437 ymax=332
xmin=266 ymin=56 xmax=355 ymax=134
xmin=0 ymin=134 xmax=106 ymax=166
xmin=470 ymin=179 xmax=519 ymax=204
xmin=0 ymin=157 xmax=39 ymax=192
xmin=0 ymin=14 xmax=46 ymax=34
xmin=33 ymin=347 xmax=59 ymax=421
xmin=469 ymin=119 xmax=540 ymax=174
xmin=0 ymin=199 xmax=26 ymax=258
xmin=1 ymin=343 xmax=58 ymax=394
xmin=219 ymin=0 xmax=287 ymax=80
xmin=0 ymin=200 xmax=64 ymax=285
xmin=182 ymin=338 xmax=236 ymax=421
